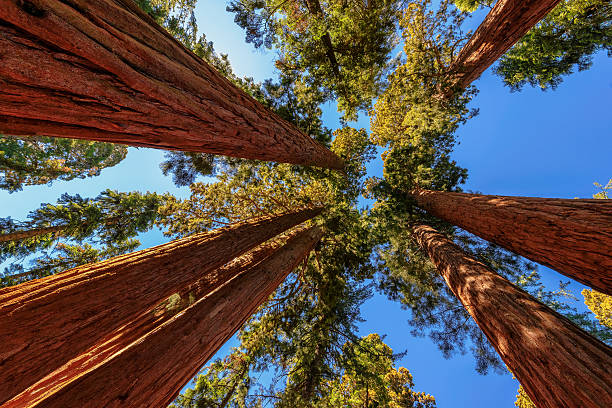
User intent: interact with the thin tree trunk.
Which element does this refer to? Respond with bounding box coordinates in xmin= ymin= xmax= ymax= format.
xmin=0 ymin=225 xmax=65 ymax=243
xmin=303 ymin=0 xmax=341 ymax=76
xmin=450 ymin=0 xmax=562 ymax=88
xmin=412 ymin=223 xmax=612 ymax=408
xmin=0 ymin=1 xmax=343 ymax=169
xmin=5 ymin=226 xmax=323 ymax=408
xmin=408 ymin=189 xmax=612 ymax=294
xmin=0 ymin=207 xmax=322 ymax=404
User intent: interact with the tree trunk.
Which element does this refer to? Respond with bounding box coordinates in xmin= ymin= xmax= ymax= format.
xmin=0 ymin=225 xmax=65 ymax=243
xmin=0 ymin=1 xmax=343 ymax=170
xmin=408 ymin=189 xmax=612 ymax=294
xmin=5 ymin=226 xmax=323 ymax=408
xmin=412 ymin=223 xmax=612 ymax=408
xmin=303 ymin=0 xmax=341 ymax=76
xmin=0 ymin=207 xmax=322 ymax=404
xmin=450 ymin=0 xmax=561 ymax=88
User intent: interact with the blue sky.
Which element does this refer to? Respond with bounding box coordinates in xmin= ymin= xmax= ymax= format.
xmin=1 ymin=1 xmax=610 ymax=406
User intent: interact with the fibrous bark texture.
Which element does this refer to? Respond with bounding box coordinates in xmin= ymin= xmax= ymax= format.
xmin=409 ymin=189 xmax=612 ymax=294
xmin=0 ymin=225 xmax=64 ymax=242
xmin=0 ymin=207 xmax=322 ymax=404
xmin=450 ymin=0 xmax=561 ymax=88
xmin=412 ymin=223 xmax=612 ymax=408
xmin=0 ymin=1 xmax=343 ymax=169
xmin=4 ymin=226 xmax=322 ymax=408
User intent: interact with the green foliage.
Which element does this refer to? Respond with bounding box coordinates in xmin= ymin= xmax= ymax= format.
xmin=494 ymin=0 xmax=612 ymax=90
xmin=227 ymin=0 xmax=403 ymax=121
xmin=165 ymin=125 xmax=379 ymax=406
xmin=452 ymin=0 xmax=493 ymax=13
xmin=0 ymin=136 xmax=127 ymax=193
xmin=0 ymin=190 xmax=168 ymax=286
xmin=0 ymin=240 xmax=139 ymax=287
xmin=320 ymin=334 xmax=436 ymax=408
xmin=173 ymin=334 xmax=436 ymax=408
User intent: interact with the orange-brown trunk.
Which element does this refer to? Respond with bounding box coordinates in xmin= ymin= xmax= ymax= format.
xmin=409 ymin=189 xmax=612 ymax=294
xmin=0 ymin=208 xmax=322 ymax=404
xmin=0 ymin=1 xmax=342 ymax=169
xmin=4 ymin=226 xmax=323 ymax=407
xmin=450 ymin=0 xmax=562 ymax=88
xmin=0 ymin=225 xmax=65 ymax=243
xmin=412 ymin=223 xmax=612 ymax=408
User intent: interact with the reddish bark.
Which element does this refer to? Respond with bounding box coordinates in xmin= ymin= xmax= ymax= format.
xmin=4 ymin=226 xmax=323 ymax=408
xmin=409 ymin=189 xmax=612 ymax=294
xmin=450 ymin=0 xmax=562 ymax=88
xmin=0 ymin=225 xmax=65 ymax=243
xmin=0 ymin=1 xmax=343 ymax=169
xmin=412 ymin=223 xmax=612 ymax=408
xmin=0 ymin=207 xmax=322 ymax=404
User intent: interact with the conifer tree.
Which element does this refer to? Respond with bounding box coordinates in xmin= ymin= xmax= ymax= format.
xmin=160 ymin=126 xmax=378 ymax=406
xmin=405 ymin=189 xmax=612 ymax=295
xmin=6 ymin=226 xmax=323 ymax=407
xmin=411 ymin=223 xmax=612 ymax=408
xmin=0 ymin=190 xmax=169 ymax=286
xmin=449 ymin=0 xmax=563 ymax=88
xmin=0 ymin=0 xmax=342 ymax=169
xmin=0 ymin=209 xmax=321 ymax=403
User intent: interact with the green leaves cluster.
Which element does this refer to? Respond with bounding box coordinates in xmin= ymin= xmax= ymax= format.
xmin=0 ymin=136 xmax=127 ymax=193
xmin=1 ymin=190 xmax=169 ymax=286
xmin=227 ymin=0 xmax=403 ymax=120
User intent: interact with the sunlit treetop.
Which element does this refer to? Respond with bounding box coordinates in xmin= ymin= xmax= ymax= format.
xmin=227 ymin=0 xmax=404 ymax=121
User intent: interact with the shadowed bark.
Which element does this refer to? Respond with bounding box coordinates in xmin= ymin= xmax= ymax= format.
xmin=408 ymin=189 xmax=612 ymax=294
xmin=0 ymin=0 xmax=343 ymax=169
xmin=450 ymin=0 xmax=562 ymax=88
xmin=412 ymin=223 xmax=612 ymax=408
xmin=0 ymin=207 xmax=322 ymax=404
xmin=4 ymin=226 xmax=323 ymax=408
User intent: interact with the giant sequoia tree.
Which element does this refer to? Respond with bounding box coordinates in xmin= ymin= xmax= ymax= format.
xmin=455 ymin=0 xmax=612 ymax=90
xmin=0 ymin=0 xmax=342 ymax=169
xmin=163 ymin=126 xmax=379 ymax=406
xmin=0 ymin=209 xmax=320 ymax=404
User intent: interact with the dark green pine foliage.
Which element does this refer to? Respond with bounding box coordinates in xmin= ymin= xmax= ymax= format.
xmin=0 ymin=190 xmax=169 ymax=287
xmin=0 ymin=136 xmax=127 ymax=193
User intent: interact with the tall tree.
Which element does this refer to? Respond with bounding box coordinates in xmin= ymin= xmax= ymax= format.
xmin=0 ymin=208 xmax=321 ymax=404
xmin=514 ymin=179 xmax=612 ymax=407
xmin=6 ymin=226 xmax=323 ymax=408
xmin=0 ymin=0 xmax=342 ymax=169
xmin=227 ymin=0 xmax=402 ymax=121
xmin=162 ymin=126 xmax=378 ymax=407
xmin=0 ymin=135 xmax=127 ymax=192
xmin=0 ymin=190 xmax=169 ymax=286
xmin=449 ymin=0 xmax=563 ymax=89
xmin=405 ymin=189 xmax=612 ymax=295
xmin=411 ymin=223 xmax=612 ymax=408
